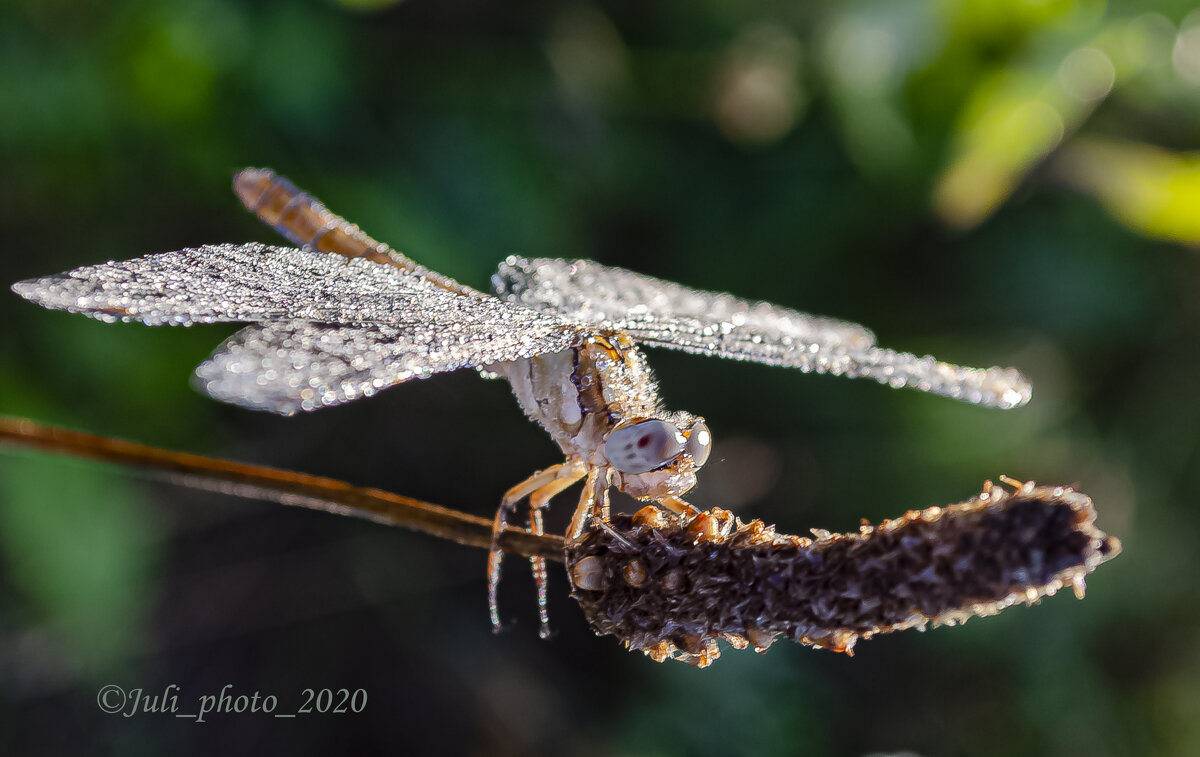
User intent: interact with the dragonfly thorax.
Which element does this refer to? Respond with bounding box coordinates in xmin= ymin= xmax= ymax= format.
xmin=489 ymin=332 xmax=712 ymax=500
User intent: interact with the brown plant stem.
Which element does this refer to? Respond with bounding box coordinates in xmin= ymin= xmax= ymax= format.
xmin=0 ymin=416 xmax=565 ymax=561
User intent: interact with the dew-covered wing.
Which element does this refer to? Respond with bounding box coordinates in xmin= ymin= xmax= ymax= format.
xmin=11 ymin=243 xmax=500 ymax=326
xmin=494 ymin=256 xmax=876 ymax=354
xmin=493 ymin=257 xmax=1031 ymax=409
xmin=13 ymin=243 xmax=583 ymax=413
xmin=196 ymin=319 xmax=580 ymax=415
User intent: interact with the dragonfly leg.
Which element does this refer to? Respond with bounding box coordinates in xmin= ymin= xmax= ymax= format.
xmin=526 ymin=470 xmax=588 ymax=639
xmin=567 ymin=469 xmax=608 ymax=543
xmin=591 ymin=468 xmax=613 ymax=522
xmin=657 ymin=495 xmax=701 ymax=519
xmin=488 ymin=460 xmax=587 ymax=633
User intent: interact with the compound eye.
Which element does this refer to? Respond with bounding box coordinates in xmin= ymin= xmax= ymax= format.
xmin=685 ymin=420 xmax=712 ymax=466
xmin=605 ymin=420 xmax=685 ymax=474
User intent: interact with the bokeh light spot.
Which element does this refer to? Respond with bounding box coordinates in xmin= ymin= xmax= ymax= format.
xmin=712 ymin=24 xmax=804 ymax=146
xmin=1058 ymin=47 xmax=1115 ymax=102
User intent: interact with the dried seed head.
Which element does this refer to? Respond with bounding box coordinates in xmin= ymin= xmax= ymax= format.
xmin=623 ymin=559 xmax=648 ymax=587
xmin=566 ymin=481 xmax=1120 ymax=666
xmin=685 ymin=508 xmax=736 ymax=544
xmin=744 ymin=626 xmax=778 ymax=654
xmin=570 ymin=555 xmax=606 ymax=591
xmin=660 ymin=568 xmax=687 ymax=594
xmin=720 ymin=631 xmax=750 ymax=650
xmin=632 ymin=505 xmax=670 ymax=529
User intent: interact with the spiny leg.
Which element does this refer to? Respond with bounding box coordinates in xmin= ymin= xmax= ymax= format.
xmin=568 ymin=469 xmax=608 ymax=543
xmin=526 ymin=471 xmax=588 ymax=639
xmin=591 ymin=470 xmax=613 ymax=522
xmin=488 ymin=460 xmax=587 ymax=633
xmin=489 ymin=463 xmax=571 ymax=631
xmin=657 ymin=495 xmax=701 ymax=519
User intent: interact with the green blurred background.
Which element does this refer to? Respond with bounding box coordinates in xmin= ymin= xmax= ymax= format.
xmin=2 ymin=0 xmax=1198 ymax=754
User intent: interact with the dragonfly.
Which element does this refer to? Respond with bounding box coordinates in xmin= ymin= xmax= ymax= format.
xmin=11 ymin=168 xmax=1033 ymax=638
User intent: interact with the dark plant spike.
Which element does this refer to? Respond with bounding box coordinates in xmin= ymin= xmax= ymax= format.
xmin=566 ymin=480 xmax=1120 ymax=667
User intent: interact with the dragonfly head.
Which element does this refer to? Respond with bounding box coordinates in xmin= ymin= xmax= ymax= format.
xmin=604 ymin=415 xmax=712 ymax=500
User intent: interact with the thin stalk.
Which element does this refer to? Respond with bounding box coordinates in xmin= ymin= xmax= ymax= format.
xmin=0 ymin=416 xmax=565 ymax=561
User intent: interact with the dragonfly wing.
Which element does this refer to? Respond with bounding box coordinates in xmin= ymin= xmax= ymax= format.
xmin=10 ymin=243 xmax=488 ymax=326
xmin=196 ymin=319 xmax=582 ymax=415
xmin=494 ymin=257 xmax=1031 ymax=409
xmin=494 ymin=256 xmax=876 ymax=353
xmin=15 ymin=243 xmax=584 ymax=414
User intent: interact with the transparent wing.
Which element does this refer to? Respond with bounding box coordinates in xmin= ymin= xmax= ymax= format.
xmin=14 ymin=243 xmax=583 ymax=413
xmin=493 ymin=257 xmax=1031 ymax=409
xmin=196 ymin=320 xmax=581 ymax=415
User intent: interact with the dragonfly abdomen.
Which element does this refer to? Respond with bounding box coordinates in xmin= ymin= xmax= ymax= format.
xmin=233 ymin=169 xmax=385 ymax=259
xmin=232 ymin=168 xmax=471 ymax=294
